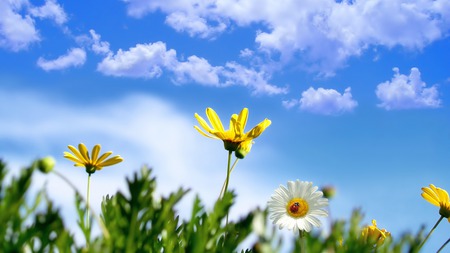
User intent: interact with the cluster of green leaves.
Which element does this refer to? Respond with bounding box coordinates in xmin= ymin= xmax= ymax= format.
xmin=0 ymin=157 xmax=426 ymax=252
xmin=90 ymin=166 xmax=254 ymax=252
xmin=0 ymin=159 xmax=75 ymax=252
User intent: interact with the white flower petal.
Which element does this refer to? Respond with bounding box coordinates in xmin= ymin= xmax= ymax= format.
xmin=268 ymin=180 xmax=329 ymax=234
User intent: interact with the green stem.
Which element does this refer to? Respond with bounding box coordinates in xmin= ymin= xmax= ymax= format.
xmin=437 ymin=237 xmax=450 ymax=253
xmin=219 ymin=151 xmax=233 ymax=199
xmin=418 ymin=216 xmax=444 ymax=251
xmin=218 ymin=157 xmax=239 ymax=199
xmin=87 ymin=173 xmax=91 ymax=231
xmin=52 ymin=170 xmax=110 ymax=239
xmin=299 ymin=230 xmax=307 ymax=253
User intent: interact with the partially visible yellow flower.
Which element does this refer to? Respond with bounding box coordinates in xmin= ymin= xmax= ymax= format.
xmin=361 ymin=220 xmax=391 ymax=247
xmin=64 ymin=143 xmax=123 ymax=174
xmin=194 ymin=107 xmax=271 ymax=152
xmin=421 ymin=184 xmax=450 ymax=221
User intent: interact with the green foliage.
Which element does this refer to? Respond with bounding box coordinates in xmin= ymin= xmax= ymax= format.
xmin=0 ymin=158 xmax=434 ymax=252
xmin=0 ymin=159 xmax=76 ymax=252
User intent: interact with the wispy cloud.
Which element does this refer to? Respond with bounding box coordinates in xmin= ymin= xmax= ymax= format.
xmin=122 ymin=0 xmax=450 ymax=75
xmin=283 ymin=87 xmax=357 ymax=115
xmin=97 ymin=42 xmax=287 ymax=95
xmin=89 ymin=29 xmax=111 ymax=55
xmin=376 ymin=67 xmax=441 ymax=110
xmin=37 ymin=48 xmax=86 ymax=71
xmin=165 ymin=12 xmax=227 ymax=39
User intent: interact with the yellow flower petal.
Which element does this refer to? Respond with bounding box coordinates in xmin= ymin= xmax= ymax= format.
xmin=206 ymin=108 xmax=225 ymax=132
xmin=98 ymin=156 xmax=124 ymax=167
xmin=96 ymin=151 xmax=113 ymax=164
xmin=63 ymin=152 xmax=84 ymax=164
xmin=245 ymin=119 xmax=272 ymax=139
xmin=235 ymin=108 xmax=248 ymax=137
xmin=78 ymin=143 xmax=90 ymax=162
xmin=194 ymin=126 xmax=217 ymax=139
xmin=422 ymin=186 xmax=441 ymax=206
xmin=67 ymin=145 xmax=88 ymax=163
xmin=195 ymin=113 xmax=214 ymax=134
xmin=91 ymin=144 xmax=101 ymax=163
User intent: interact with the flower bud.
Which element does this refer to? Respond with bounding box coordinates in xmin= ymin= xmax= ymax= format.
xmin=36 ymin=156 xmax=56 ymax=173
xmin=235 ymin=140 xmax=253 ymax=159
xmin=321 ymin=185 xmax=336 ymax=199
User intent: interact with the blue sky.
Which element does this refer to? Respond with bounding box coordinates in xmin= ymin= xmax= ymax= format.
xmin=1 ymin=0 xmax=450 ymax=251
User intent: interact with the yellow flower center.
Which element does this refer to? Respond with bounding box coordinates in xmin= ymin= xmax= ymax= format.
xmin=286 ymin=198 xmax=309 ymax=218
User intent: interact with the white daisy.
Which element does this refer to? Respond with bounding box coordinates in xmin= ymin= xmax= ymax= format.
xmin=268 ymin=180 xmax=329 ymax=232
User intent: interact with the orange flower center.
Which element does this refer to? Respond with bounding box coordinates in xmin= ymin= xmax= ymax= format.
xmin=286 ymin=198 xmax=309 ymax=218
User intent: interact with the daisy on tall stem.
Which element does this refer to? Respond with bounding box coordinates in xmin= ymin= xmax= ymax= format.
xmin=64 ymin=143 xmax=123 ymax=247
xmin=194 ymin=107 xmax=271 ymax=199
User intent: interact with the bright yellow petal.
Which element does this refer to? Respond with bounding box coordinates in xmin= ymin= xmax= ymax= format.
xmin=96 ymin=151 xmax=113 ymax=164
xmin=206 ymin=108 xmax=225 ymax=132
xmin=236 ymin=108 xmax=248 ymax=136
xmin=63 ymin=152 xmax=84 ymax=164
xmin=195 ymin=113 xmax=214 ymax=133
xmin=67 ymin=145 xmax=88 ymax=163
xmin=91 ymin=144 xmax=101 ymax=163
xmin=194 ymin=126 xmax=217 ymax=139
xmin=436 ymin=188 xmax=450 ymax=203
xmin=245 ymin=119 xmax=272 ymax=139
xmin=98 ymin=156 xmax=124 ymax=167
xmin=78 ymin=143 xmax=90 ymax=162
xmin=422 ymin=187 xmax=440 ymax=207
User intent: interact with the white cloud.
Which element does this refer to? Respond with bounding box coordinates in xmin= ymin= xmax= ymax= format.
xmin=122 ymin=0 xmax=450 ymax=75
xmin=29 ymin=0 xmax=67 ymax=25
xmin=89 ymin=29 xmax=111 ymax=55
xmin=376 ymin=67 xmax=441 ymax=110
xmin=171 ymin=55 xmax=222 ymax=85
xmin=97 ymin=42 xmax=287 ymax=95
xmin=0 ymin=0 xmax=40 ymax=51
xmin=222 ymin=62 xmax=288 ymax=95
xmin=97 ymin=42 xmax=177 ymax=78
xmin=165 ymin=11 xmax=226 ymax=39
xmin=239 ymin=48 xmax=254 ymax=58
xmin=37 ymin=48 xmax=86 ymax=71
xmin=0 ymin=0 xmax=68 ymax=51
xmin=283 ymin=87 xmax=357 ymax=115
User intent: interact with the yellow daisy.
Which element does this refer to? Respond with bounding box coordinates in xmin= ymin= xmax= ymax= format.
xmin=64 ymin=143 xmax=123 ymax=174
xmin=194 ymin=107 xmax=271 ymax=152
xmin=421 ymin=184 xmax=450 ymax=221
xmin=361 ymin=219 xmax=391 ymax=247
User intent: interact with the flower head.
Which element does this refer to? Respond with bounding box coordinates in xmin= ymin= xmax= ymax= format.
xmin=194 ymin=107 xmax=271 ymax=152
xmin=361 ymin=219 xmax=391 ymax=247
xmin=421 ymin=184 xmax=450 ymax=221
xmin=63 ymin=143 xmax=123 ymax=174
xmin=267 ymin=180 xmax=328 ymax=232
